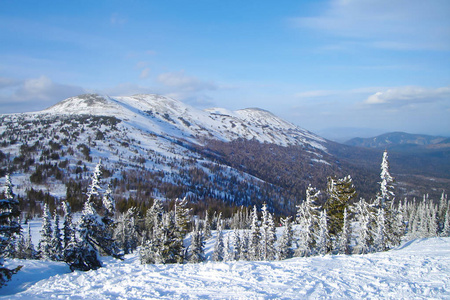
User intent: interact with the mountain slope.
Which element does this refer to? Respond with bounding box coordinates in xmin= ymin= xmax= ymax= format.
xmin=44 ymin=94 xmax=326 ymax=149
xmin=345 ymin=132 xmax=449 ymax=149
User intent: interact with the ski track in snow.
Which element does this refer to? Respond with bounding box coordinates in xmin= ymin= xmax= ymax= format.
xmin=1 ymin=237 xmax=449 ymax=299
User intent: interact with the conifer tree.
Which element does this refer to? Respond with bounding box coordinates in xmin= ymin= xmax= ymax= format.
xmin=232 ymin=229 xmax=241 ymax=261
xmin=115 ymin=207 xmax=139 ymax=254
xmin=336 ymin=208 xmax=351 ymax=255
xmin=62 ymin=201 xmax=75 ymax=251
xmin=38 ymin=203 xmax=53 ymax=260
xmin=260 ymin=203 xmax=276 ymax=261
xmin=239 ymin=230 xmax=250 ymax=261
xmin=51 ymin=210 xmax=63 ymax=261
xmin=373 ymin=208 xmax=387 ymax=252
xmin=375 ymin=150 xmax=395 ymax=209
xmin=0 ymin=174 xmax=21 ymax=287
xmin=188 ymin=221 xmax=205 ymax=263
xmin=354 ymin=199 xmax=374 ymax=254
xmin=277 ymin=216 xmax=294 ymax=260
xmin=24 ymin=223 xmax=37 ymax=259
xmin=324 ymin=176 xmax=356 ymax=237
xmin=224 ymin=234 xmax=233 ymax=262
xmin=203 ymin=210 xmax=212 ymax=239
xmin=212 ymin=217 xmax=224 ymax=262
xmin=316 ymin=210 xmax=330 ymax=255
xmin=442 ymin=205 xmax=450 ymax=237
xmin=249 ymin=206 xmax=261 ymax=260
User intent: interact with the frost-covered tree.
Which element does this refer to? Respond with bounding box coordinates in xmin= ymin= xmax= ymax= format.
xmin=373 ymin=208 xmax=387 ymax=252
xmin=249 ymin=206 xmax=261 ymax=260
xmin=188 ymin=221 xmax=205 ymax=263
xmin=277 ymin=216 xmax=294 ymax=260
xmin=442 ymin=205 xmax=450 ymax=237
xmin=374 ymin=150 xmax=395 ymax=209
xmin=223 ymin=234 xmax=233 ymax=262
xmin=336 ymin=208 xmax=351 ymax=255
xmin=38 ymin=203 xmax=53 ymax=260
xmin=203 ymin=210 xmax=212 ymax=239
xmin=24 ymin=223 xmax=37 ymax=259
xmin=51 ymin=210 xmax=63 ymax=261
xmin=295 ymin=185 xmax=321 ymax=257
xmin=325 ymin=176 xmax=356 ymax=237
xmin=212 ymin=217 xmax=224 ymax=262
xmin=260 ymin=203 xmax=276 ymax=261
xmin=232 ymin=229 xmax=241 ymax=261
xmin=174 ymin=197 xmax=191 ymax=239
xmin=239 ymin=230 xmax=249 ymax=261
xmin=62 ymin=201 xmax=75 ymax=251
xmin=353 ymin=199 xmax=374 ymax=254
xmin=316 ymin=210 xmax=330 ymax=255
xmin=0 ymin=174 xmax=21 ymax=287
xmin=115 ymin=207 xmax=140 ymax=254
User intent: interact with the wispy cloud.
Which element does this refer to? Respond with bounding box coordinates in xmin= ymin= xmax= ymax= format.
xmin=291 ymin=0 xmax=450 ymax=51
xmin=0 ymin=76 xmax=86 ymax=112
xmin=364 ymin=86 xmax=450 ymax=107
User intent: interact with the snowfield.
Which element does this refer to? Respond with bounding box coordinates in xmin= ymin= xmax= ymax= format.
xmin=1 ymin=237 xmax=449 ymax=299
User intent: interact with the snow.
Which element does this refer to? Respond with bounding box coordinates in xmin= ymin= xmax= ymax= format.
xmin=1 ymin=237 xmax=449 ymax=299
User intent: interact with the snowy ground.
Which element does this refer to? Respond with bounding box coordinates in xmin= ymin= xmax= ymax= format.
xmin=1 ymin=237 xmax=449 ymax=299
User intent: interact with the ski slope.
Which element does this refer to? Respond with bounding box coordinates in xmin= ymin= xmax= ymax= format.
xmin=1 ymin=237 xmax=449 ymax=299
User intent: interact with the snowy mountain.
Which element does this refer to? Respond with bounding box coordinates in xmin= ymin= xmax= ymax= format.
xmin=44 ymin=93 xmax=327 ymax=149
xmin=1 ymin=93 xmax=449 ymax=215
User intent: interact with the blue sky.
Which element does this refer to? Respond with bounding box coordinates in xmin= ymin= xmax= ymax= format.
xmin=1 ymin=0 xmax=449 ymax=138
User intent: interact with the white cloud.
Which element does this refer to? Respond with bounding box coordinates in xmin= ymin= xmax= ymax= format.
xmin=0 ymin=76 xmax=86 ymax=112
xmin=291 ymin=0 xmax=450 ymax=51
xmin=364 ymin=86 xmax=450 ymax=106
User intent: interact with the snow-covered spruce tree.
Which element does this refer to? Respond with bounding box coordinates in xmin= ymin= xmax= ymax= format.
xmin=175 ymin=197 xmax=191 ymax=238
xmin=373 ymin=208 xmax=387 ymax=252
xmin=232 ymin=229 xmax=241 ymax=261
xmin=203 ymin=210 xmax=212 ymax=239
xmin=188 ymin=221 xmax=205 ymax=263
xmin=212 ymin=216 xmax=224 ymax=262
xmin=336 ymin=208 xmax=351 ymax=255
xmin=277 ymin=216 xmax=294 ymax=260
xmin=115 ymin=207 xmax=140 ymax=254
xmin=158 ymin=211 xmax=184 ymax=264
xmin=38 ymin=203 xmax=53 ymax=260
xmin=140 ymin=199 xmax=165 ymax=264
xmin=0 ymin=174 xmax=22 ymax=287
xmin=324 ymin=176 xmax=356 ymax=238
xmin=442 ymin=205 xmax=450 ymax=237
xmin=316 ymin=210 xmax=330 ymax=255
xmin=260 ymin=203 xmax=276 ymax=261
xmin=239 ymin=230 xmax=250 ymax=261
xmin=295 ymin=185 xmax=321 ymax=257
xmin=353 ymin=198 xmax=374 ymax=254
xmin=24 ymin=223 xmax=37 ymax=259
xmin=224 ymin=234 xmax=233 ymax=262
xmin=374 ymin=150 xmax=395 ymax=209
xmin=51 ymin=210 xmax=63 ymax=261
xmin=374 ymin=150 xmax=401 ymax=249
xmin=62 ymin=201 xmax=75 ymax=251
xmin=249 ymin=206 xmax=261 ymax=261
xmin=438 ymin=192 xmax=448 ymax=235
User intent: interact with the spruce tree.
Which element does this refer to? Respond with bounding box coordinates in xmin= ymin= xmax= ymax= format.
xmin=373 ymin=208 xmax=387 ymax=252
xmin=203 ymin=210 xmax=212 ymax=239
xmin=0 ymin=174 xmax=22 ymax=287
xmin=188 ymin=221 xmax=205 ymax=263
xmin=232 ymin=229 xmax=241 ymax=261
xmin=51 ymin=210 xmax=63 ymax=261
xmin=336 ymin=208 xmax=351 ymax=255
xmin=62 ymin=201 xmax=75 ymax=251
xmin=24 ymin=223 xmax=37 ymax=259
xmin=277 ymin=216 xmax=294 ymax=260
xmin=354 ymin=198 xmax=374 ymax=254
xmin=260 ymin=203 xmax=276 ymax=261
xmin=38 ymin=203 xmax=53 ymax=260
xmin=316 ymin=210 xmax=330 ymax=255
xmin=324 ymin=176 xmax=356 ymax=237
xmin=249 ymin=206 xmax=261 ymax=260
xmin=212 ymin=218 xmax=224 ymax=262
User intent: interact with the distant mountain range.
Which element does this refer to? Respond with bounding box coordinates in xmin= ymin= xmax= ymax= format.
xmin=1 ymin=94 xmax=449 ymax=216
xmin=345 ymin=132 xmax=450 ymax=150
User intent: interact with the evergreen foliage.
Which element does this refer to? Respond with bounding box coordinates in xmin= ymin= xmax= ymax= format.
xmin=0 ymin=175 xmax=22 ymax=287
xmin=38 ymin=203 xmax=53 ymax=260
xmin=277 ymin=216 xmax=294 ymax=260
xmin=324 ymin=175 xmax=356 ymax=237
